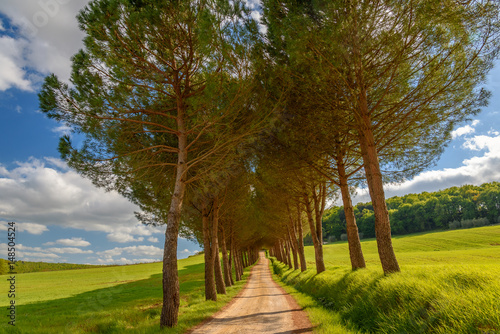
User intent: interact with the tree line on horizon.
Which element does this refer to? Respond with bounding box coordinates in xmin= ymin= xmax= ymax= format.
xmin=38 ymin=0 xmax=500 ymax=328
xmin=320 ymin=181 xmax=500 ymax=242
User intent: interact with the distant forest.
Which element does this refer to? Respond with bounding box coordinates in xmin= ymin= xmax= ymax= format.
xmin=321 ymin=182 xmax=500 ymax=242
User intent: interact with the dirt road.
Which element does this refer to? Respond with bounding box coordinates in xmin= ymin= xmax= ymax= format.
xmin=189 ymin=252 xmax=313 ymax=334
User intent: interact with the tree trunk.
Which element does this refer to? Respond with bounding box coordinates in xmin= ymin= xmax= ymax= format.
xmin=285 ymin=238 xmax=292 ymax=269
xmin=228 ymin=229 xmax=235 ymax=285
xmin=214 ymin=242 xmax=226 ymax=294
xmin=304 ymin=191 xmax=325 ymax=273
xmin=288 ymin=227 xmax=299 ymax=270
xmin=211 ymin=197 xmax=226 ymax=295
xmin=160 ymin=130 xmax=188 ymax=328
xmin=234 ymin=248 xmax=242 ymax=281
xmin=357 ymin=91 xmax=400 ymax=273
xmin=220 ymin=225 xmax=232 ymax=287
xmin=337 ymin=152 xmax=366 ymax=270
xmin=202 ymin=201 xmax=217 ymax=301
xmin=296 ymin=204 xmax=307 ymax=272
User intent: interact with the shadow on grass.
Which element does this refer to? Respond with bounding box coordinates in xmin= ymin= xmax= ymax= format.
xmin=3 ymin=262 xmax=213 ymax=334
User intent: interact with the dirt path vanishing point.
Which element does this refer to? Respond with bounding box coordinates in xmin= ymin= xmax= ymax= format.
xmin=189 ymin=252 xmax=313 ymax=334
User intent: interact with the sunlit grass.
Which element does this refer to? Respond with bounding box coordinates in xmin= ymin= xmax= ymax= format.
xmin=272 ymin=225 xmax=500 ymax=333
xmin=0 ymin=255 xmax=250 ymax=333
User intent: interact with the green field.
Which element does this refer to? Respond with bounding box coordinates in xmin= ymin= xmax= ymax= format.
xmin=0 ymin=255 xmax=250 ymax=334
xmin=272 ymin=225 xmax=500 ymax=333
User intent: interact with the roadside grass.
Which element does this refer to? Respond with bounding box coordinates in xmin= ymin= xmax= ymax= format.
xmin=0 ymin=254 xmax=250 ymax=334
xmin=269 ymin=263 xmax=360 ymax=334
xmin=271 ymin=225 xmax=500 ymax=334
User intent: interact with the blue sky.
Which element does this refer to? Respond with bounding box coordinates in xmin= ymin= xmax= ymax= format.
xmin=1 ymin=1 xmax=500 ymax=264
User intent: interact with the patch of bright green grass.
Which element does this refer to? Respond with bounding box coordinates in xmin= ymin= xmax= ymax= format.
xmin=272 ymin=225 xmax=500 ymax=334
xmin=0 ymin=255 xmax=250 ymax=333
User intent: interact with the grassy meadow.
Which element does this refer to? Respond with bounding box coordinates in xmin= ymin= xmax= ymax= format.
xmin=271 ymin=225 xmax=500 ymax=334
xmin=0 ymin=255 xmax=250 ymax=334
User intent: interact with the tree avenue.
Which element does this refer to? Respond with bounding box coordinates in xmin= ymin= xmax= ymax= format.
xmin=38 ymin=0 xmax=500 ymax=329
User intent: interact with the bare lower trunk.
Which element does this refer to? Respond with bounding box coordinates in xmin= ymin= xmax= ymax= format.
xmin=296 ymin=205 xmax=307 ymax=272
xmin=288 ymin=227 xmax=299 ymax=270
xmin=234 ymin=247 xmax=242 ymax=281
xmin=160 ymin=132 xmax=187 ymax=328
xmin=285 ymin=238 xmax=292 ymax=269
xmin=304 ymin=193 xmax=325 ymax=273
xmin=212 ymin=197 xmax=226 ymax=295
xmin=228 ymin=230 xmax=235 ymax=285
xmin=357 ymin=94 xmax=400 ymax=274
xmin=337 ymin=155 xmax=366 ymax=270
xmin=202 ymin=201 xmax=217 ymax=301
xmin=220 ymin=226 xmax=232 ymax=287
xmin=214 ymin=243 xmax=226 ymax=294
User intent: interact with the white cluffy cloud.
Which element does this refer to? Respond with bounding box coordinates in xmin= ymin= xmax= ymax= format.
xmin=451 ymin=120 xmax=480 ymax=139
xmin=0 ymin=0 xmax=89 ymax=91
xmin=352 ymin=133 xmax=500 ymax=204
xmin=43 ymin=237 xmax=91 ymax=247
xmin=0 ymin=221 xmax=49 ymax=235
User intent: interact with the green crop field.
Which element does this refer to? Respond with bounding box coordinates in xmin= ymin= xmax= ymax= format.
xmin=0 ymin=255 xmax=250 ymax=334
xmin=272 ymin=225 xmax=500 ymax=334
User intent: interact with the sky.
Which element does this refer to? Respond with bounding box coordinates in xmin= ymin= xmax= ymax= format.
xmin=1 ymin=1 xmax=500 ymax=265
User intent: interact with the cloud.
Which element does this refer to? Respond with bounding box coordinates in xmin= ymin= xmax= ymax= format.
xmin=451 ymin=125 xmax=474 ymax=139
xmin=0 ymin=1 xmax=89 ymax=91
xmin=147 ymin=237 xmax=159 ymax=243
xmin=107 ymin=233 xmax=144 ymax=243
xmin=451 ymin=120 xmax=480 ymax=139
xmin=0 ymin=221 xmax=49 ymax=235
xmin=0 ymin=36 xmax=33 ymax=91
xmin=352 ymin=133 xmax=500 ymax=204
xmin=96 ymin=245 xmax=163 ymax=261
xmin=0 ymin=157 xmax=145 ymax=234
xmin=44 ymin=237 xmax=90 ymax=247
xmin=488 ymin=129 xmax=500 ymax=136
xmin=180 ymin=248 xmax=198 ymax=255
xmin=45 ymin=247 xmax=93 ymax=254
xmin=51 ymin=125 xmax=72 ymax=136
xmin=15 ymin=105 xmax=22 ymax=113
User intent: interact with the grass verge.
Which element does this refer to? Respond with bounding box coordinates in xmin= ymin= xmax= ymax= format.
xmin=271 ymin=225 xmax=500 ymax=334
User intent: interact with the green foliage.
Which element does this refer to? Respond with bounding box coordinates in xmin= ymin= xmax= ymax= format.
xmin=0 ymin=254 xmax=251 ymax=333
xmin=0 ymin=259 xmax=9 ymax=275
xmin=272 ymin=225 xmax=500 ymax=333
xmin=323 ymin=182 xmax=500 ymax=240
xmin=18 ymin=261 xmax=105 ymax=273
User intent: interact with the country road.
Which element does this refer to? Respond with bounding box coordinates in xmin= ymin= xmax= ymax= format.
xmin=189 ymin=252 xmax=313 ymax=334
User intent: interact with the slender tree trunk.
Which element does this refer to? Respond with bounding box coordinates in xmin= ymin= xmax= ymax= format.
xmin=296 ymin=204 xmax=307 ymax=272
xmin=228 ymin=229 xmax=235 ymax=285
xmin=220 ymin=225 xmax=232 ymax=287
xmin=243 ymin=249 xmax=248 ymax=268
xmin=211 ymin=197 xmax=226 ymax=295
xmin=337 ymin=153 xmax=366 ymax=270
xmin=357 ymin=90 xmax=400 ymax=273
xmin=235 ymin=248 xmax=242 ymax=281
xmin=304 ymin=191 xmax=325 ymax=273
xmin=288 ymin=227 xmax=299 ymax=270
xmin=214 ymin=242 xmax=226 ymax=294
xmin=160 ymin=128 xmax=188 ymax=328
xmin=202 ymin=201 xmax=217 ymax=301
xmin=285 ymin=238 xmax=292 ymax=269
